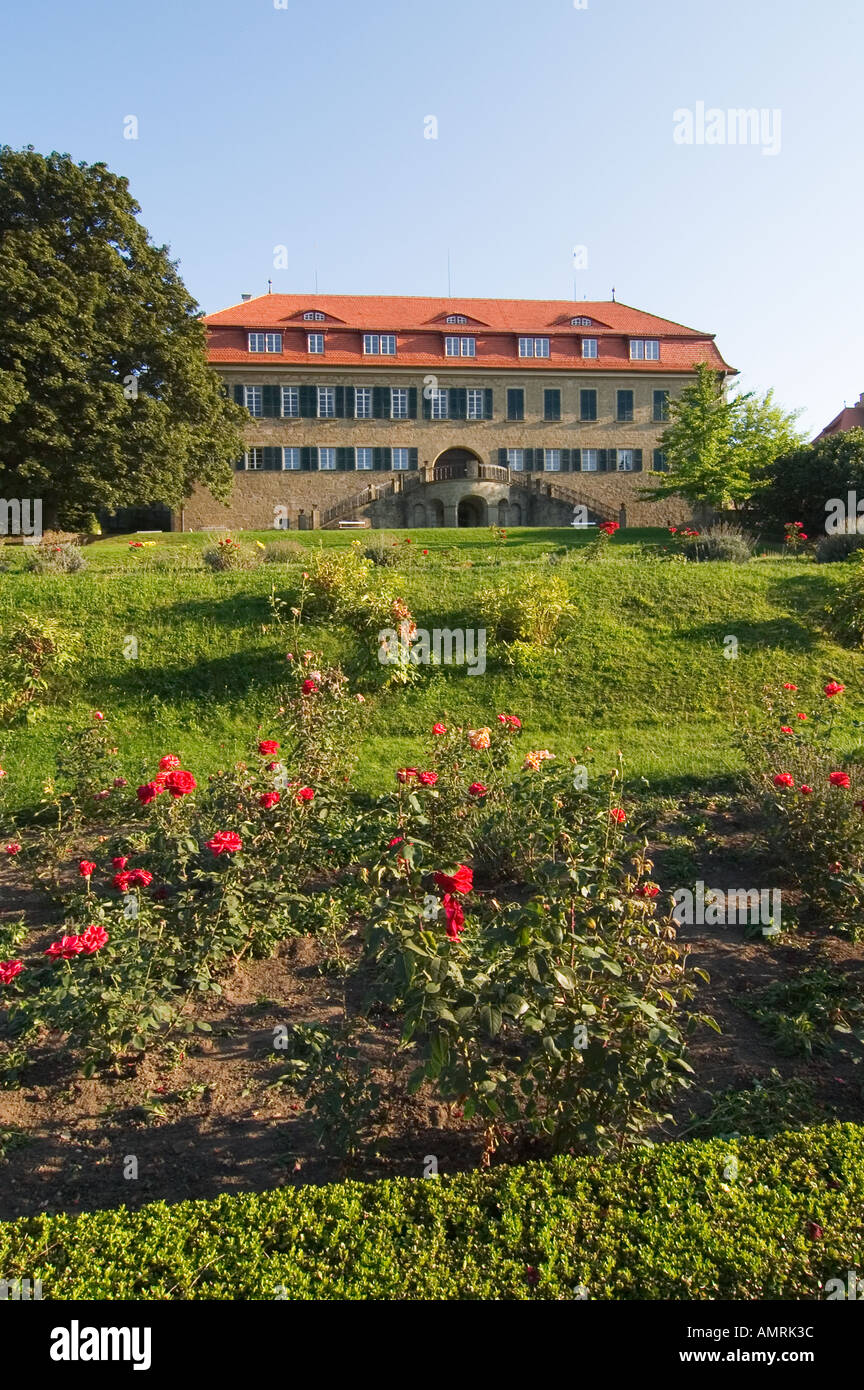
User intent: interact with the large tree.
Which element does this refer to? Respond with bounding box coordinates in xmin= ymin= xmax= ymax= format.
xmin=0 ymin=147 xmax=245 ymax=529
xmin=642 ymin=362 xmax=803 ymax=511
xmin=747 ymin=428 xmax=864 ymax=537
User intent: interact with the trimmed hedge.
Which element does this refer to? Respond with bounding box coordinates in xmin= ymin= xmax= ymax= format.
xmin=1 ymin=1125 xmax=863 ymax=1300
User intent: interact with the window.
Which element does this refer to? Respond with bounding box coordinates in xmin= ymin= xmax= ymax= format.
xmin=518 ymin=337 xmax=550 ymax=358
xmin=571 ymin=316 xmax=592 ymax=326
xmin=617 ymin=449 xmax=635 ymax=471
xmin=544 ymin=389 xmax=561 ymax=422
xmin=580 ymin=388 xmax=597 ymax=421
xmin=392 ymin=447 xmax=410 ymax=470
xmin=506 ymin=388 xmax=524 ymax=421
xmin=281 ymin=386 xmax=299 ymax=418
xmin=248 ymin=332 xmax=282 ymax=353
xmin=318 ymin=447 xmax=336 ymax=470
xmin=630 ymin=339 xmax=660 ymax=360
xmin=617 ymin=390 xmax=634 ymax=422
xmin=390 ymin=387 xmax=409 ymax=419
xmin=430 ymin=388 xmax=449 ymax=419
xmin=445 ymin=335 xmax=476 ymax=357
xmin=363 ymin=333 xmax=396 ymax=355
xmin=356 ymin=446 xmax=374 ymax=470
xmin=466 ymin=389 xmax=485 ymax=420
xmin=355 ymin=387 xmax=372 ymax=418
xmin=506 ymin=448 xmax=525 ymax=471
xmin=581 ymin=337 xmax=598 ymax=359
xmin=246 ymin=448 xmax=264 ymax=470
xmin=317 ymin=386 xmax=335 ymax=418
xmin=544 ymin=449 xmax=562 ymax=471
xmin=244 ymin=386 xmax=262 ymax=417
xmin=653 ymin=389 xmax=669 ymax=422
xmin=653 ymin=449 xmax=668 ymax=472
xmin=307 ymin=333 xmax=325 ymax=354
xmin=283 ymin=447 xmax=301 ymax=470
xmin=303 ymin=311 xmax=325 ymax=321
xmin=581 ymin=449 xmax=599 ymax=471
xmin=446 ymin=314 xmax=467 ymax=324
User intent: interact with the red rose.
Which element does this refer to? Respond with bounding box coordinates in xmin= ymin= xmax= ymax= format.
xmin=609 ymin=808 xmax=626 ymax=823
xmin=800 ymin=785 xmax=813 ymax=795
xmin=773 ymin=773 xmax=794 ymax=788
xmin=417 ymin=771 xmax=438 ymax=787
xmin=0 ymin=960 xmax=24 ymax=985
xmin=112 ymin=856 xmax=128 ymax=870
xmin=468 ymin=782 xmax=488 ymax=797
xmin=158 ymin=754 xmax=181 ymax=771
xmin=137 ymin=781 xmax=163 ymax=805
xmin=260 ymin=791 xmax=281 ymax=809
xmin=207 ymin=831 xmax=243 ymax=856
xmin=783 ymin=683 xmax=798 ymax=691
xmin=78 ymin=860 xmax=97 ymax=878
xmin=432 ymin=723 xmax=447 ymax=736
xmin=129 ymin=869 xmax=153 ymax=887
xmin=258 ymin=740 xmax=280 ymax=755
xmin=796 ymin=712 xmax=807 ymax=720
xmin=443 ymin=893 xmax=465 ymax=940
xmin=434 ymin=864 xmax=473 ymax=896
xmin=93 ymin=711 xmax=105 ymax=721
xmin=301 ymin=679 xmax=317 ymax=694
xmin=824 ymin=682 xmax=846 ymax=698
xmin=780 ymin=726 xmax=793 ymax=735
xmin=79 ymin=924 xmax=109 ymax=954
xmin=497 ymin=714 xmax=521 ymax=729
xmin=4 ymin=843 xmax=21 ymax=855
xmin=164 ymin=769 xmax=197 ymax=798
xmin=388 ymin=836 xmax=404 ymax=847
xmin=829 ymin=771 xmax=851 ymax=787
xmin=113 ymin=871 xmax=133 ymax=892
xmin=633 ymin=884 xmax=660 ymax=898
xmin=45 ymin=934 xmax=85 ymax=959
xmin=396 ymin=768 xmax=418 ymax=784
xmin=296 ymin=786 xmax=315 ymax=803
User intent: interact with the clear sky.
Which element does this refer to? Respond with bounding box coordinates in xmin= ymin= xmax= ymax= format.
xmin=1 ymin=0 xmax=861 ymax=435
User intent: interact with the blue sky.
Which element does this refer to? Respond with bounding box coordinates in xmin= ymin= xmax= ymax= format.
xmin=1 ymin=0 xmax=861 ymax=435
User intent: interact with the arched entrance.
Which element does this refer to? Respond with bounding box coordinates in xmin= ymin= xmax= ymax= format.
xmin=433 ymin=447 xmax=482 ymax=481
xmin=458 ymin=496 xmax=487 ymax=527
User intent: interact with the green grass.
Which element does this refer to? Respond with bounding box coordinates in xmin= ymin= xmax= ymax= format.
xmin=0 ymin=527 xmax=858 ymax=812
xmin=0 ymin=1124 xmax=861 ymax=1299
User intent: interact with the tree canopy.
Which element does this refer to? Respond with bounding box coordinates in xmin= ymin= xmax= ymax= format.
xmin=0 ymin=146 xmax=244 ymax=528
xmin=747 ymin=428 xmax=864 ymax=537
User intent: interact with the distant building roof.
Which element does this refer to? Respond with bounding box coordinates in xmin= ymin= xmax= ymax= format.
xmin=816 ymin=393 xmax=864 ymax=440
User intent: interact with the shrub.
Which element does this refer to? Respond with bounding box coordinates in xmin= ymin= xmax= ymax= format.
xmin=478 ymin=570 xmax=571 ymax=647
xmin=816 ymin=532 xmax=864 ymax=564
xmin=201 ymin=535 xmax=261 ymax=571
xmin=826 ymin=550 xmax=864 ymax=644
xmin=262 ymin=539 xmax=306 ymax=564
xmin=363 ymin=532 xmax=402 ymax=566
xmin=0 ymin=613 xmax=81 ymax=723
xmin=301 ymin=543 xmax=396 ymax=629
xmin=679 ymin=524 xmax=754 ymax=563
xmin=23 ymin=541 xmax=87 ymax=574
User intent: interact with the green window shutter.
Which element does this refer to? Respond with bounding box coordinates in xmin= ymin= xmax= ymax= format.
xmin=372 ymin=446 xmax=385 ymax=471
xmin=233 ymin=384 xmax=245 ymax=407
xmin=300 ymin=446 xmax=315 ymax=471
xmin=261 ymin=386 xmax=280 ymax=417
xmin=335 ymin=386 xmax=346 ymax=418
xmin=299 ymin=385 xmax=316 ymax=418
xmin=235 ymin=454 xmax=246 ymax=471
xmin=451 ymin=388 xmax=467 ymax=420
xmin=484 ymin=388 xmax=494 ymax=419
xmin=653 ymin=449 xmax=668 ymax=472
xmin=372 ymin=387 xmax=389 ymax=419
xmin=263 ymin=447 xmax=281 ymax=470
xmin=580 ymin=389 xmax=597 ymax=421
xmin=408 ymin=387 xmax=418 ymax=418
xmin=572 ymin=450 xmax=582 ymax=472
xmin=617 ymin=390 xmax=633 ymax=421
xmin=544 ymin=389 xmax=560 ymax=421
xmin=506 ymin=388 xmax=524 ymax=421
xmin=344 ymin=385 xmax=355 ymax=417
xmin=498 ymin=447 xmax=508 ymax=466
xmin=422 ymin=389 xmax=432 ymax=420
xmin=561 ymin=448 xmax=571 ymax=472
xmin=633 ymin=449 xmax=643 ymax=472
xmin=524 ymin=448 xmax=534 ymax=473
xmin=598 ymin=449 xmax=608 ymax=472
xmin=409 ymin=447 xmax=418 ymax=469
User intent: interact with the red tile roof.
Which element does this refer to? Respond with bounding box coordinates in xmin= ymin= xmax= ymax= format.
xmin=205 ymin=294 xmax=734 ymax=373
xmin=816 ymin=402 xmax=864 ymax=440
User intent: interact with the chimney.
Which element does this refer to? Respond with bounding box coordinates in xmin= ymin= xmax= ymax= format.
xmin=858 ymin=391 xmax=864 ymax=408
xmin=241 ymin=293 xmax=252 ymax=302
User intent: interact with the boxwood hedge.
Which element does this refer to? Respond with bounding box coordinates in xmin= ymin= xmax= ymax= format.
xmin=1 ymin=1124 xmax=863 ymax=1300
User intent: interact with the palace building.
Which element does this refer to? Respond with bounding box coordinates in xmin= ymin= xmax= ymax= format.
xmin=180 ymin=294 xmax=735 ymax=531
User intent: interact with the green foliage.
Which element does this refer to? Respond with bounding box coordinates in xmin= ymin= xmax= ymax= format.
xmin=750 ymin=428 xmax=864 ymax=538
xmin=201 ymin=536 xmax=262 ymax=571
xmin=0 ymin=611 xmax=81 ymax=723
xmin=478 ymin=568 xmax=571 ymax=647
xmin=0 ymin=1124 xmax=862 ymax=1298
xmin=817 ymin=532 xmax=864 ymax=564
xmin=0 ymin=145 xmax=245 ymax=527
xmin=679 ymin=524 xmax=755 ymax=563
xmin=826 ymin=551 xmax=864 ymax=645
xmin=23 ymin=542 xmax=87 ymax=574
xmin=743 ymin=964 xmax=864 ymax=1059
xmin=272 ymin=1022 xmax=383 ymax=1159
xmin=683 ymin=1072 xmax=822 ymax=1140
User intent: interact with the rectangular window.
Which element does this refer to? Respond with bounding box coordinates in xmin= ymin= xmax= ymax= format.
xmin=244 ymin=386 xmax=262 ymax=417
xmin=392 ymin=447 xmax=410 ymax=470
xmin=466 ymin=389 xmax=484 ymax=420
xmin=653 ymin=449 xmax=668 ymax=472
xmin=391 ymin=387 xmax=409 ymax=419
xmin=363 ymin=333 xmax=397 ymax=355
xmin=307 ymin=333 xmax=325 ymax=354
xmin=281 ymin=386 xmax=299 ymax=418
xmin=356 ymin=446 xmax=374 ymax=470
xmin=355 ymin=387 xmax=372 ymax=418
xmin=445 ymin=335 xmax=476 ymax=357
xmin=581 ymin=448 xmax=599 ymax=471
xmin=581 ymin=337 xmax=598 ymax=359
xmin=544 ymin=389 xmax=561 ymax=421
xmin=617 ymin=448 xmax=635 ymax=471
xmin=430 ymin=388 xmax=449 ymax=419
xmin=248 ymin=332 xmax=282 ymax=353
xmin=630 ymin=339 xmax=659 ymax=360
xmin=283 ymin=447 xmax=301 ymax=470
xmin=246 ymin=448 xmax=264 ymax=470
xmin=579 ymin=388 xmax=597 ymax=421
xmin=617 ymin=390 xmax=634 ymax=422
xmin=518 ymin=336 xmax=550 ymax=358
xmin=317 ymin=386 xmax=335 ymax=418
xmin=653 ymin=389 xmax=669 ymax=422
xmin=506 ymin=448 xmax=525 ymax=471
xmin=506 ymin=388 xmax=524 ymax=421
xmin=318 ymin=447 xmax=336 ymax=470
xmin=544 ymin=448 xmax=562 ymax=471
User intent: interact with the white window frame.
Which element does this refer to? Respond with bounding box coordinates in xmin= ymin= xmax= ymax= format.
xmin=430 ymin=388 xmax=449 ymax=419
xmin=356 ymin=446 xmax=373 ymax=470
xmin=466 ymin=389 xmax=484 ymax=420
xmin=617 ymin=448 xmax=635 ymax=471
xmin=317 ymin=386 xmax=335 ymax=418
xmin=571 ymin=316 xmax=592 ymax=326
xmin=581 ymin=449 xmax=599 ymax=472
xmin=355 ymin=386 xmax=372 ymax=418
xmin=307 ymin=333 xmax=325 ymax=354
xmin=303 ymin=311 xmax=325 ymax=321
xmin=390 ymin=387 xmax=409 ymax=419
xmin=544 ymin=448 xmax=562 ymax=471
xmin=630 ymin=339 xmax=660 ymax=360
xmin=446 ymin=314 xmax=467 ymax=324
xmin=518 ymin=337 xmax=550 ymax=358
xmin=392 ymin=447 xmax=410 ymax=471
xmin=246 ymin=448 xmax=264 ymax=470
xmin=281 ymin=386 xmax=299 ymax=418
xmin=318 ymin=446 xmax=337 ymax=471
xmin=248 ymin=332 xmax=283 ymax=353
xmin=506 ymin=448 xmax=524 ymax=471
xmin=445 ymin=335 xmax=476 ymax=357
xmin=283 ymin=447 xmax=301 ymax=470
xmin=581 ymin=337 xmax=598 ymax=359
xmin=363 ymin=333 xmax=396 ymax=355
xmin=244 ymin=386 xmax=262 ymax=417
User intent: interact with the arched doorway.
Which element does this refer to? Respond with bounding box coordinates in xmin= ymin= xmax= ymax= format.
xmin=412 ymin=502 xmax=427 ymax=527
xmin=433 ymin=447 xmax=482 ymax=481
xmin=428 ymin=498 xmax=444 ymax=528
xmin=458 ymin=496 xmax=487 ymax=527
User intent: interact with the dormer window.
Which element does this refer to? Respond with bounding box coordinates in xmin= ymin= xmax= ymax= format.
xmin=307 ymin=333 xmax=325 ymax=354
xmin=446 ymin=314 xmax=468 ymax=324
xmin=363 ymin=333 xmax=397 ymax=355
xmin=445 ymin=336 xmax=475 ymax=357
xmin=518 ymin=337 xmax=550 ymax=358
xmin=303 ymin=311 xmax=325 ymax=321
xmin=571 ymin=316 xmax=593 ymax=326
xmin=248 ymin=332 xmax=282 ymax=353
xmin=630 ymin=339 xmax=660 ymax=360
